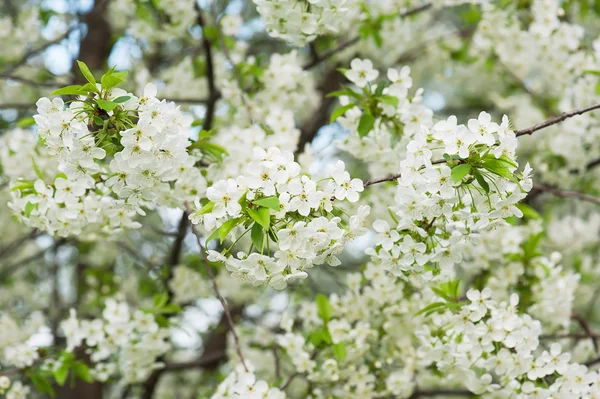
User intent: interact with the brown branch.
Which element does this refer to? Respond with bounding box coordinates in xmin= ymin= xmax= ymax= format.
xmin=162 ymin=350 xmax=227 ymax=372
xmin=302 ymin=3 xmax=433 ymax=70
xmin=496 ymin=58 xmax=555 ymax=116
xmin=2 ymin=26 xmax=80 ymax=75
xmin=141 ymin=311 xmax=234 ymax=399
xmin=364 ymin=103 xmax=600 ymax=188
xmin=586 ymin=356 xmax=600 ymax=368
xmin=0 ymin=239 xmax=67 ymax=281
xmin=0 ymin=102 xmax=36 ymax=110
xmin=163 ymin=98 xmax=210 ymax=105
xmin=197 ymin=9 xmax=218 ymax=131
xmin=166 ymin=212 xmax=189 ymax=299
xmin=572 ymin=313 xmax=599 ymax=352
xmin=533 ymin=184 xmax=600 ymax=206
xmin=295 ymin=68 xmax=341 ymax=154
xmin=185 ymin=204 xmax=249 ymax=372
xmin=515 ymin=103 xmax=600 ymax=137
xmin=408 ymin=389 xmax=474 ymax=398
xmin=0 ymin=73 xmax=62 ymax=88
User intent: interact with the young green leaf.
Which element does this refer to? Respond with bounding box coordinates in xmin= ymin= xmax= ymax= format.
xmin=416 ymin=301 xmax=447 ymax=316
xmin=112 ymin=95 xmax=131 ymax=103
xmin=333 ymin=342 xmax=347 ymax=362
xmin=252 ymin=196 xmax=280 ymax=211
xmin=76 ymin=60 xmax=96 ymax=86
xmin=357 ymin=113 xmax=376 ymax=137
xmin=54 ymin=365 xmax=70 ymax=386
xmin=73 ymin=361 xmax=93 ymax=383
xmin=377 ymin=95 xmax=399 ymax=108
xmin=473 ymin=170 xmax=489 ymax=193
xmin=247 ymin=207 xmax=271 ymax=230
xmin=24 ymin=201 xmax=37 ymax=217
xmin=251 ymin=222 xmax=265 ymax=252
xmin=217 ymin=217 xmax=244 ymax=243
xmin=50 ymin=85 xmax=87 ymax=96
xmin=195 ymin=201 xmax=214 ymax=216
xmin=97 ymin=99 xmax=118 ymax=112
xmin=316 ymin=294 xmax=333 ymax=322
xmin=451 ymin=164 xmax=472 ymax=183
xmin=330 ymin=103 xmax=356 ymax=123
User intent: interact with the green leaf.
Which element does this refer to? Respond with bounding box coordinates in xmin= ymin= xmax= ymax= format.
xmin=416 ymin=301 xmax=447 ymax=316
xmin=377 ymin=95 xmax=399 ymax=108
xmin=51 ymin=85 xmax=87 ymax=96
xmin=101 ymin=70 xmax=127 ymax=90
xmin=31 ymin=374 xmax=55 ymax=397
xmin=357 ymin=113 xmax=376 ymax=137
xmin=451 ymin=164 xmax=472 ymax=183
xmin=24 ymin=201 xmax=36 ymax=217
xmin=330 ymin=103 xmax=356 ymax=123
xmin=112 ymin=96 xmax=131 ymax=103
xmin=29 ymin=160 xmax=44 ymax=182
xmin=54 ymin=365 xmax=69 ymax=386
xmin=195 ymin=201 xmax=214 ymax=216
xmin=596 ymin=82 xmax=600 ymax=95
xmin=316 ymin=294 xmax=332 ymax=322
xmin=77 ymin=60 xmax=96 ymax=86
xmin=203 ymin=26 xmax=219 ymax=41
xmin=80 ymin=82 xmax=98 ymax=93
xmin=481 ymin=159 xmax=516 ymax=182
xmin=473 ymin=170 xmax=489 ymax=193
xmin=252 ymin=196 xmax=280 ymax=211
xmin=73 ymin=361 xmax=93 ymax=383
xmin=333 ymin=342 xmax=347 ymax=362
xmin=215 ymin=217 xmax=243 ymax=244
xmin=158 ymin=304 xmax=183 ymax=314
xmin=97 ymin=99 xmax=118 ymax=112
xmin=153 ymin=293 xmax=169 ymax=308
xmin=516 ymin=203 xmax=540 ymax=220
xmin=16 ymin=117 xmax=35 ymax=127
xmin=251 ymin=222 xmax=265 ymax=252
xmin=247 ymin=207 xmax=270 ymax=230
xmin=326 ymin=87 xmax=362 ymax=100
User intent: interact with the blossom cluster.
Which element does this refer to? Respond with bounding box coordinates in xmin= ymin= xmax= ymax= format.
xmin=337 ymin=59 xmax=532 ymax=283
xmin=190 ymin=146 xmax=369 ymax=289
xmin=252 ymin=0 xmax=357 ymax=46
xmin=9 ymin=79 xmax=205 ymax=237
xmin=60 ymin=299 xmax=171 ymax=383
xmin=417 ymin=290 xmax=600 ymax=397
xmin=211 ymin=364 xmax=286 ymax=399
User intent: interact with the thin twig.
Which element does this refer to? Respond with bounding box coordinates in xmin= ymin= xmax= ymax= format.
xmin=364 ymin=103 xmax=600 ymax=188
xmin=197 ymin=9 xmax=218 ymax=131
xmin=185 ymin=204 xmax=249 ymax=372
xmin=408 ymin=389 xmax=474 ymax=398
xmin=2 ymin=26 xmax=80 ymax=74
xmin=162 ymin=350 xmax=226 ymax=371
xmin=534 ymin=184 xmax=600 ymax=206
xmin=572 ymin=313 xmax=599 ymax=352
xmin=0 ymin=102 xmax=36 ymax=110
xmin=302 ymin=3 xmax=433 ymax=70
xmin=163 ymin=97 xmax=211 ymax=105
xmin=0 ymin=73 xmax=62 ymax=88
xmin=515 ymin=103 xmax=600 ymax=137
xmin=280 ymin=372 xmax=301 ymax=390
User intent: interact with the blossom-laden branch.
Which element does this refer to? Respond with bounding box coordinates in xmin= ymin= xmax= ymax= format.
xmin=364 ymin=102 xmax=600 ymax=188
xmin=515 ymin=103 xmax=600 ymax=137
xmin=0 ymin=73 xmax=63 ymax=88
xmin=186 ymin=204 xmax=249 ymax=373
xmin=302 ymin=3 xmax=433 ymax=70
xmin=1 ymin=25 xmax=80 ymax=75
xmin=534 ymin=184 xmax=600 ymax=206
xmin=197 ymin=8 xmax=218 ymax=131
